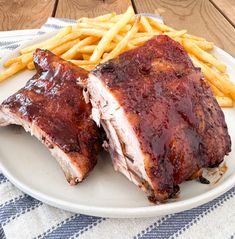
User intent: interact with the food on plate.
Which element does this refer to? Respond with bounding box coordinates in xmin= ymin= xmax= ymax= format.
xmin=87 ymin=35 xmax=231 ymax=202
xmin=0 ymin=6 xmax=234 ymax=107
xmin=0 ymin=49 xmax=101 ymax=184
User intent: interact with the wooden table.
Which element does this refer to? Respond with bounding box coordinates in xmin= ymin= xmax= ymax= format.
xmin=0 ymin=0 xmax=235 ymax=56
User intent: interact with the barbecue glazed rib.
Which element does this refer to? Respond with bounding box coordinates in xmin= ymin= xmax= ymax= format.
xmin=87 ymin=35 xmax=231 ymax=202
xmin=0 ymin=49 xmax=101 ymax=185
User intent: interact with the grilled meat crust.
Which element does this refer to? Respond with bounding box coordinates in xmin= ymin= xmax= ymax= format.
xmin=91 ymin=35 xmax=231 ymax=202
xmin=0 ymin=49 xmax=101 ymax=184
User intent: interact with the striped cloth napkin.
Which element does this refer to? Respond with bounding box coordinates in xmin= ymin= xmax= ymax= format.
xmin=0 ymin=17 xmax=235 ymax=239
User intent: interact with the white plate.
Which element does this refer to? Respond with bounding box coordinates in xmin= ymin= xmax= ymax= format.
xmin=0 ymin=32 xmax=235 ymax=218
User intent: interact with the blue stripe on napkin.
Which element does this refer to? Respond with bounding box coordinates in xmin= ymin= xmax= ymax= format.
xmin=1 ymin=194 xmax=42 ymax=225
xmin=38 ymin=214 xmax=104 ymax=239
xmin=136 ymin=187 xmax=235 ymax=238
xmin=0 ymin=174 xmax=8 ymax=184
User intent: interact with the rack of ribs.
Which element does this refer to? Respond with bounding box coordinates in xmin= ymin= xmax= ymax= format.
xmin=87 ymin=35 xmax=231 ymax=202
xmin=0 ymin=49 xmax=101 ymax=185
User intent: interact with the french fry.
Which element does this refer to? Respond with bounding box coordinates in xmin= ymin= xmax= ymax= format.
xmin=62 ymin=37 xmax=98 ymax=60
xmin=27 ymin=62 xmax=35 ymax=70
xmin=76 ymin=22 xmax=131 ymax=33
xmin=183 ymin=39 xmax=226 ymax=72
xmin=21 ymin=52 xmax=33 ymax=64
xmin=69 ymin=60 xmax=97 ymax=65
xmin=140 ymin=16 xmax=153 ymax=32
xmin=147 ymin=17 xmax=175 ymax=32
xmin=80 ymin=65 xmax=96 ymax=71
xmin=190 ymin=55 xmax=230 ymax=94
xmin=102 ymin=16 xmax=140 ymax=62
xmin=183 ymin=33 xmax=206 ymax=41
xmin=164 ymin=30 xmax=187 ymax=38
xmin=131 ymin=36 xmax=152 ymax=45
xmin=188 ymin=39 xmax=214 ymax=51
xmin=78 ymin=43 xmax=116 ymax=54
xmin=20 ymin=26 xmax=72 ymax=54
xmin=82 ymin=54 xmax=91 ymax=60
xmin=216 ymin=96 xmax=233 ymax=107
xmin=0 ymin=62 xmax=26 ymax=82
xmin=52 ymin=38 xmax=81 ymax=55
xmin=82 ymin=13 xmax=115 ymax=22
xmin=90 ymin=6 xmax=135 ymax=62
xmin=4 ymin=56 xmax=22 ymax=67
xmin=209 ymin=83 xmax=225 ymax=97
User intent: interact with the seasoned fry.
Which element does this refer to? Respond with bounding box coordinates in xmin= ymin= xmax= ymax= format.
xmin=102 ymin=16 xmax=140 ymax=62
xmin=0 ymin=62 xmax=26 ymax=82
xmin=183 ymin=39 xmax=226 ymax=72
xmin=90 ymin=6 xmax=135 ymax=62
xmin=216 ymin=96 xmax=233 ymax=107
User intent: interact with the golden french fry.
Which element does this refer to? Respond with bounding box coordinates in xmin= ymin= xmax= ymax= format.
xmin=140 ymin=16 xmax=153 ymax=32
xmin=102 ymin=16 xmax=140 ymax=62
xmin=76 ymin=22 xmax=131 ymax=32
xmin=190 ymin=55 xmax=231 ymax=95
xmin=164 ymin=30 xmax=187 ymax=38
xmin=69 ymin=60 xmax=97 ymax=65
xmin=61 ymin=37 xmax=98 ymax=60
xmin=20 ymin=26 xmax=72 ymax=54
xmin=80 ymin=65 xmax=96 ymax=71
xmin=131 ymin=36 xmax=152 ymax=45
xmin=0 ymin=62 xmax=26 ymax=82
xmin=78 ymin=43 xmax=116 ymax=54
xmin=183 ymin=39 xmax=226 ymax=72
xmin=209 ymin=83 xmax=225 ymax=97
xmin=77 ymin=45 xmax=96 ymax=53
xmin=78 ymin=28 xmax=107 ymax=37
xmin=27 ymin=62 xmax=35 ymax=70
xmin=188 ymin=39 xmax=214 ymax=51
xmin=21 ymin=52 xmax=33 ymax=64
xmin=183 ymin=33 xmax=206 ymax=41
xmin=77 ymin=13 xmax=115 ymax=23
xmin=4 ymin=57 xmax=22 ymax=67
xmin=52 ymin=39 xmax=81 ymax=55
xmin=147 ymin=17 xmax=175 ymax=32
xmin=82 ymin=53 xmax=91 ymax=60
xmin=90 ymin=6 xmax=135 ymax=62
xmin=216 ymin=96 xmax=233 ymax=107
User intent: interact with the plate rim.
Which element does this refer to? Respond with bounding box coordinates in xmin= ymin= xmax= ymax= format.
xmin=0 ymin=31 xmax=235 ymax=218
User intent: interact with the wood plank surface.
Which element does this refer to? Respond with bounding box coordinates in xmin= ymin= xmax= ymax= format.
xmin=55 ymin=0 xmax=132 ymax=19
xmin=211 ymin=0 xmax=235 ymax=26
xmin=133 ymin=0 xmax=235 ymax=57
xmin=0 ymin=0 xmax=55 ymax=31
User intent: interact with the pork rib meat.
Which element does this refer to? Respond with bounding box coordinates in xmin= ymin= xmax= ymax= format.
xmin=87 ymin=35 xmax=231 ymax=202
xmin=0 ymin=49 xmax=101 ymax=185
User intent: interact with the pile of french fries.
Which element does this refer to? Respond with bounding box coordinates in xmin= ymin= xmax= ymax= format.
xmin=0 ymin=6 xmax=234 ymax=107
